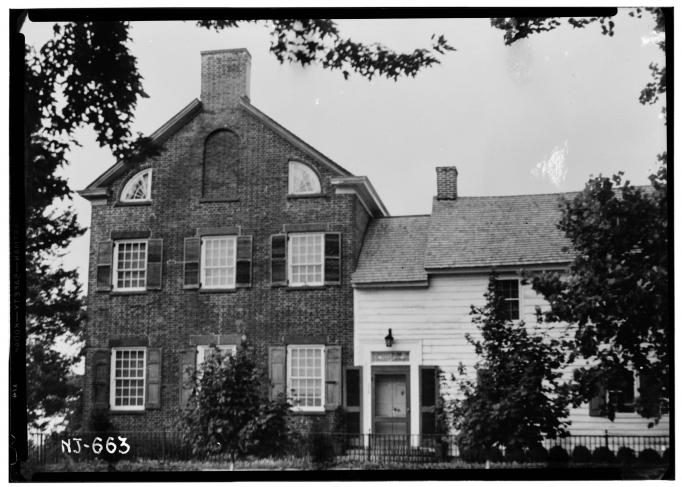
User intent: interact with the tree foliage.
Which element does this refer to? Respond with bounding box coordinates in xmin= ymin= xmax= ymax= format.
xmin=531 ymin=164 xmax=668 ymax=420
xmin=198 ymin=19 xmax=454 ymax=80
xmin=450 ymin=273 xmax=571 ymax=460
xmin=181 ymin=343 xmax=290 ymax=470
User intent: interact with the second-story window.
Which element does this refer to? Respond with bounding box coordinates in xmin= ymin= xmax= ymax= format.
xmin=288 ymin=233 xmax=324 ymax=286
xmin=113 ymin=240 xmax=148 ymax=291
xmin=201 ymin=236 xmax=237 ymax=289
xmin=494 ymin=279 xmax=520 ymax=320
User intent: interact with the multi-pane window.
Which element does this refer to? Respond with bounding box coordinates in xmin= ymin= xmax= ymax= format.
xmin=113 ymin=240 xmax=148 ymax=290
xmin=494 ymin=279 xmax=520 ymax=320
xmin=121 ymin=169 xmax=152 ymax=202
xmin=288 ymin=161 xmax=321 ymax=195
xmin=288 ymin=233 xmax=324 ymax=286
xmin=110 ymin=348 xmax=146 ymax=410
xmin=287 ymin=345 xmax=325 ymax=411
xmin=201 ymin=236 xmax=237 ymax=289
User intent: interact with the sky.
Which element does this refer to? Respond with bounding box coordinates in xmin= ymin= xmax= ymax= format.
xmin=22 ymin=11 xmax=666 ymax=292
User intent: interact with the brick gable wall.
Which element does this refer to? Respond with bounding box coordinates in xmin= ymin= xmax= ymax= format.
xmin=83 ymin=104 xmax=370 ymax=431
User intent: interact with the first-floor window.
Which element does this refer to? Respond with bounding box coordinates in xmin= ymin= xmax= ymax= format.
xmin=201 ymin=236 xmax=237 ymax=289
xmin=287 ymin=345 xmax=325 ymax=411
xmin=113 ymin=240 xmax=148 ymax=290
xmin=288 ymin=233 xmax=324 ymax=286
xmin=110 ymin=348 xmax=146 ymax=411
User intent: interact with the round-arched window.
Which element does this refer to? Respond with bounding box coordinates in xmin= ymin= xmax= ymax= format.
xmin=121 ymin=168 xmax=153 ymax=202
xmin=288 ymin=161 xmax=321 ymax=195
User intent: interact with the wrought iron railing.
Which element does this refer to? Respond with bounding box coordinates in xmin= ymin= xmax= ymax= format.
xmin=26 ymin=430 xmax=670 ymax=466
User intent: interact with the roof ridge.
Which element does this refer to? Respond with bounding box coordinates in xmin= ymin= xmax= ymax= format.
xmin=374 ymin=214 xmax=430 ymax=219
xmin=433 ymin=184 xmax=652 ymax=200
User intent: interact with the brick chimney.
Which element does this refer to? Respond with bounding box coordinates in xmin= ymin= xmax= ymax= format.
xmin=436 ymin=166 xmax=458 ymax=200
xmin=201 ymin=48 xmax=251 ymax=111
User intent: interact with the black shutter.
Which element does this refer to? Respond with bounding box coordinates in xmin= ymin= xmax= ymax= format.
xmin=271 ymin=235 xmax=287 ymax=286
xmin=343 ymin=366 xmax=362 ymax=435
xmin=236 ymin=236 xmax=252 ymax=287
xmin=420 ymin=366 xmax=439 ymax=435
xmin=96 ymin=241 xmax=113 ymax=291
xmin=183 ymin=237 xmax=201 ymax=288
xmin=146 ymin=239 xmax=163 ymax=290
xmin=589 ymin=383 xmax=607 ymax=417
xmin=324 ymin=233 xmax=341 ymax=285
xmin=146 ymin=348 xmax=162 ymax=409
xmin=92 ymin=349 xmax=110 ymax=410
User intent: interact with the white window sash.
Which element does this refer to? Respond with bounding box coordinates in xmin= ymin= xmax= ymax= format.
xmin=109 ymin=347 xmax=146 ymax=411
xmin=287 ymin=233 xmax=324 ymax=287
xmin=112 ymin=239 xmax=148 ymax=291
xmin=200 ymin=236 xmax=237 ymax=289
xmin=286 ymin=344 xmax=325 ymax=412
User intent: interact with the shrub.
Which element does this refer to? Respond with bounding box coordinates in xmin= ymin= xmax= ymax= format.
xmin=527 ymin=444 xmax=548 ymax=462
xmin=308 ymin=421 xmax=335 ymax=468
xmin=616 ymin=447 xmax=636 ymax=465
xmin=504 ymin=446 xmax=528 ymax=463
xmin=548 ymin=445 xmax=570 ymax=464
xmin=571 ymin=445 xmax=592 ymax=463
xmin=662 ymin=448 xmax=670 ymax=464
xmin=459 ymin=447 xmax=486 ymax=463
xmin=592 ymin=446 xmax=615 ymax=463
xmin=638 ymin=448 xmax=662 ymax=464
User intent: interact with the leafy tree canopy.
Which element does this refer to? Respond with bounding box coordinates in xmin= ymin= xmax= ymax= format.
xmin=532 ymin=163 xmax=668 ymax=421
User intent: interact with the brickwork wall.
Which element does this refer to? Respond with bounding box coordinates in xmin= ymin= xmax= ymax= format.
xmin=83 ymin=102 xmax=370 ymax=431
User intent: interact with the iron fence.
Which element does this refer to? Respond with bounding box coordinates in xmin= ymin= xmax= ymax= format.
xmin=27 ymin=430 xmax=670 ymax=466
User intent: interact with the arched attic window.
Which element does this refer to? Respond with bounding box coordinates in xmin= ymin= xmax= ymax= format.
xmin=120 ymin=168 xmax=153 ymax=202
xmin=203 ymin=129 xmax=239 ymax=200
xmin=288 ymin=161 xmax=321 ymax=195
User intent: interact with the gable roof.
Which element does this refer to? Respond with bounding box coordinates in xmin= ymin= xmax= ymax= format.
xmin=353 ymin=191 xmax=579 ymax=286
xmin=352 ymin=215 xmax=430 ymax=286
xmin=424 ymin=192 xmax=576 ymax=270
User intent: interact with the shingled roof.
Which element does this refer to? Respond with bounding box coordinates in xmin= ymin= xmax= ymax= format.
xmin=425 ymin=193 xmax=576 ymax=270
xmin=353 ymin=192 xmax=577 ymax=286
xmin=352 ymin=215 xmax=430 ymax=286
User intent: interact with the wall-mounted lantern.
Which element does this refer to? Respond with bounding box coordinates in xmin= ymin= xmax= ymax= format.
xmin=384 ymin=328 xmax=394 ymax=348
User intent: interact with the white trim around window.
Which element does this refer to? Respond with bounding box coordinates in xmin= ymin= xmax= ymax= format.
xmin=287 ymin=233 xmax=324 ymax=287
xmin=110 ymin=347 xmax=146 ymax=411
xmin=287 ymin=344 xmax=325 ymax=412
xmin=112 ymin=239 xmax=148 ymax=291
xmin=200 ymin=236 xmax=237 ymax=289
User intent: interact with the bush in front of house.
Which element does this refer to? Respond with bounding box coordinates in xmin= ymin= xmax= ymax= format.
xmin=504 ymin=446 xmax=528 ymax=463
xmin=527 ymin=444 xmax=549 ymax=463
xmin=571 ymin=445 xmax=592 ymax=463
xmin=592 ymin=446 xmax=615 ymax=464
xmin=616 ymin=447 xmax=636 ymax=465
xmin=181 ymin=342 xmax=291 ymax=470
xmin=662 ymin=448 xmax=670 ymax=464
xmin=547 ymin=445 xmax=570 ymax=464
xmin=638 ymin=448 xmax=662 ymax=464
xmin=308 ymin=420 xmax=336 ymax=468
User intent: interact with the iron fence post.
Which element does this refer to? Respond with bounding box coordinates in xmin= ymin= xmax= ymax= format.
xmin=604 ymin=430 xmax=609 ymax=450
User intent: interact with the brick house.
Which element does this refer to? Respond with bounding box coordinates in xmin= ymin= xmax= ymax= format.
xmin=351 ymin=167 xmax=669 ymax=442
xmin=78 ymin=48 xmax=388 ymax=431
